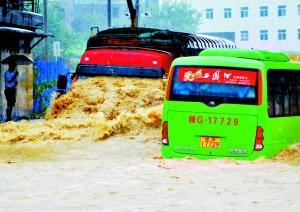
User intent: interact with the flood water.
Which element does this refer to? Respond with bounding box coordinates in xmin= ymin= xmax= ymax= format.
xmin=0 ymin=77 xmax=299 ymax=211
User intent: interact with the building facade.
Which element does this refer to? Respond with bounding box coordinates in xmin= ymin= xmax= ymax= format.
xmin=176 ymin=0 xmax=300 ymax=52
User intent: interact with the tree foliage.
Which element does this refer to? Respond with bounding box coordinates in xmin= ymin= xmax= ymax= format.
xmin=33 ymin=1 xmax=202 ymax=61
xmin=71 ymin=4 xmax=107 ymax=33
xmin=33 ymin=1 xmax=85 ymax=61
xmin=144 ymin=1 xmax=202 ymax=33
xmin=32 ymin=67 xmax=57 ymax=118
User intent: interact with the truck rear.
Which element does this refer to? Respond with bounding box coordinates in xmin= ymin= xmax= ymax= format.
xmin=74 ymin=47 xmax=173 ymax=79
xmin=72 ymin=27 xmax=236 ymax=80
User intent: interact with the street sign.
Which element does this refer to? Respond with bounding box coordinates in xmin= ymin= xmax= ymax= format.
xmin=53 ymin=41 xmax=61 ymax=59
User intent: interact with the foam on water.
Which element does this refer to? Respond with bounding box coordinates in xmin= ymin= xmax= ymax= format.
xmin=0 ymin=76 xmax=299 ymax=164
xmin=0 ymin=77 xmax=164 ymax=161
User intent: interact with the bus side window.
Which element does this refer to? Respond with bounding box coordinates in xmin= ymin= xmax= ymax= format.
xmin=268 ymin=70 xmax=300 ymax=117
xmin=267 ymin=73 xmax=282 ymax=116
xmin=297 ymin=74 xmax=300 ymax=114
xmin=290 ymin=85 xmax=298 ymax=115
xmin=298 ymin=84 xmax=300 ymax=114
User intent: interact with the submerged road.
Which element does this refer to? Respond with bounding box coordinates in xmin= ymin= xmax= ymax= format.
xmin=0 ymin=134 xmax=299 ymax=212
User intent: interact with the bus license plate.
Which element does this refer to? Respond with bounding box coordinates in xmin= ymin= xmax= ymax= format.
xmin=200 ymin=137 xmax=221 ymax=148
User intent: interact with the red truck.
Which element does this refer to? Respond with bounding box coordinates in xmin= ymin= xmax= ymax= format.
xmin=72 ymin=27 xmax=236 ymax=80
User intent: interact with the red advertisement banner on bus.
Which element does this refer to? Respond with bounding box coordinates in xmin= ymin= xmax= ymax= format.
xmin=178 ymin=67 xmax=257 ymax=86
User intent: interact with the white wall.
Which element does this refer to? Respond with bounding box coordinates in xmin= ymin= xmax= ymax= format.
xmin=163 ymin=0 xmax=300 ymax=52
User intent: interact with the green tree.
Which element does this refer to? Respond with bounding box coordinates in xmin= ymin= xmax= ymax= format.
xmin=33 ymin=1 xmax=202 ymax=63
xmin=143 ymin=1 xmax=202 ymax=33
xmin=33 ymin=1 xmax=86 ymax=64
xmin=71 ymin=4 xmax=107 ymax=33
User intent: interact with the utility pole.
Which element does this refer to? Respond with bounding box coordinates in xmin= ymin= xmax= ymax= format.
xmin=43 ymin=0 xmax=48 ymax=60
xmin=107 ymin=0 xmax=111 ymax=27
xmin=126 ymin=0 xmax=140 ymax=27
xmin=126 ymin=0 xmax=135 ymax=27
xmin=135 ymin=0 xmax=139 ymax=27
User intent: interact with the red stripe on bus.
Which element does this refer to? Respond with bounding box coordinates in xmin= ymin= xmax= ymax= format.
xmin=166 ymin=67 xmax=174 ymax=100
xmin=258 ymin=70 xmax=262 ymax=105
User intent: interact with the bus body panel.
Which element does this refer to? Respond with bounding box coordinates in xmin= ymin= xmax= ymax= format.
xmin=262 ymin=62 xmax=300 ymax=157
xmin=266 ymin=117 xmax=300 ymax=144
xmin=168 ymin=111 xmax=257 ymax=157
xmin=164 ymin=101 xmax=259 ymax=157
xmin=264 ymin=61 xmax=300 ymax=149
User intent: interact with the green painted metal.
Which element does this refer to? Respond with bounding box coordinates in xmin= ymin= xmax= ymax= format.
xmin=199 ymin=48 xmax=289 ymax=62
xmin=162 ymin=48 xmax=300 ymax=160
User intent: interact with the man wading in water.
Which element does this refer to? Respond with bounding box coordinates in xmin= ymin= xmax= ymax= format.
xmin=4 ymin=62 xmax=18 ymax=121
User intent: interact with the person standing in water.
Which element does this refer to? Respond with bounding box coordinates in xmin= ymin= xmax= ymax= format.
xmin=4 ymin=61 xmax=18 ymax=121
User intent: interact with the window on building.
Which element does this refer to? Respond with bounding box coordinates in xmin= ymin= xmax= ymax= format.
xmin=298 ymin=29 xmax=300 ymax=40
xmin=260 ymin=6 xmax=268 ymax=17
xmin=206 ymin=8 xmax=213 ymax=19
xmin=241 ymin=31 xmax=249 ymax=41
xmin=278 ymin=5 xmax=286 ymax=16
xmin=268 ymin=71 xmax=300 ymax=117
xmin=241 ymin=7 xmax=249 ymax=18
xmin=224 ymin=8 xmax=232 ymax=18
xmin=260 ymin=30 xmax=268 ymax=40
xmin=112 ymin=6 xmax=120 ymax=18
xmin=278 ymin=29 xmax=286 ymax=40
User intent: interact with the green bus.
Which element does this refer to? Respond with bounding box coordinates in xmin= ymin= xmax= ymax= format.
xmin=161 ymin=48 xmax=300 ymax=160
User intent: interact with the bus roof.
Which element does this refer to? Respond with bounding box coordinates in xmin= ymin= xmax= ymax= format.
xmin=172 ymin=49 xmax=300 ymax=72
xmin=199 ymin=48 xmax=289 ymax=62
xmin=172 ymin=55 xmax=264 ymax=70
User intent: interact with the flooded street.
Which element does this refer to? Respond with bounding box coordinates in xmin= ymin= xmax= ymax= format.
xmin=1 ymin=0 xmax=300 ymax=210
xmin=1 ymin=134 xmax=300 ymax=211
xmin=1 ymin=77 xmax=300 ymax=211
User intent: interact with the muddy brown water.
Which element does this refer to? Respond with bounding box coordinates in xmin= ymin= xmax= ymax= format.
xmin=0 ymin=76 xmax=299 ymax=164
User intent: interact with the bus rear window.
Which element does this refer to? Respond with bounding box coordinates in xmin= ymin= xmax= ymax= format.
xmin=169 ymin=66 xmax=259 ymax=105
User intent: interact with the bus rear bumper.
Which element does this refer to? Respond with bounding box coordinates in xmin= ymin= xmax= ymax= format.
xmin=161 ymin=143 xmax=294 ymax=161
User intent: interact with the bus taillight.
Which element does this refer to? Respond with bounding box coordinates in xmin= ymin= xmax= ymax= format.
xmin=254 ymin=126 xmax=264 ymax=151
xmin=162 ymin=122 xmax=169 ymax=145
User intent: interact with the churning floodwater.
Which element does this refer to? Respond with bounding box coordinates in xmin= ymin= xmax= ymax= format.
xmin=0 ymin=76 xmax=299 ymax=163
xmin=0 ymin=76 xmax=299 ymax=211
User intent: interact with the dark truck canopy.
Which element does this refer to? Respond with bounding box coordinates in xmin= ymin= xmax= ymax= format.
xmin=87 ymin=27 xmax=236 ymax=58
